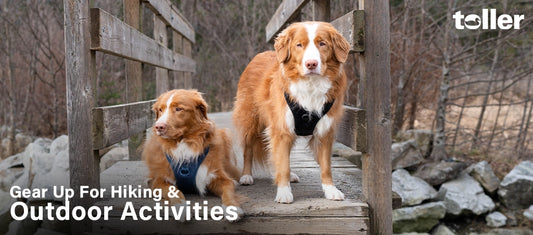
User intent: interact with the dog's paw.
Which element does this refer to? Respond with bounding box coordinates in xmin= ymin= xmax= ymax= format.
xmin=322 ymin=184 xmax=345 ymax=201
xmin=223 ymin=205 xmax=244 ymax=222
xmin=290 ymin=172 xmax=300 ymax=183
xmin=239 ymin=175 xmax=254 ymax=185
xmin=275 ymin=186 xmax=293 ymax=204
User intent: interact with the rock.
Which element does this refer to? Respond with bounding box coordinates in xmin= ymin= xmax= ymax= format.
xmin=392 ymin=169 xmax=437 ymax=206
xmin=415 ymin=161 xmax=467 ymax=186
xmin=393 ymin=202 xmax=446 ymax=233
xmin=486 ymin=211 xmax=507 ymax=227
xmin=524 ymin=205 xmax=533 ymax=221
xmin=34 ymin=228 xmax=68 ymax=235
xmin=100 ymin=147 xmax=128 ymax=172
xmin=437 ymin=174 xmax=495 ymax=216
xmin=432 ymin=224 xmax=456 ymax=235
xmin=498 ymin=161 xmax=533 ymax=209
xmin=0 ymin=168 xmax=23 ymax=192
xmin=473 ymin=228 xmax=533 ymax=235
xmin=468 ymin=161 xmax=500 ymax=194
xmin=49 ymin=135 xmax=68 ymax=155
xmin=332 ymin=142 xmax=362 ymax=167
xmin=0 ymin=190 xmax=16 ymax=234
xmin=392 ymin=139 xmax=424 ymax=170
xmin=0 ymin=133 xmax=33 ymax=159
xmin=396 ymin=129 xmax=433 ymax=157
xmin=0 ymin=152 xmax=24 ymax=171
xmin=504 ymin=211 xmax=518 ymax=226
xmin=6 ymin=217 xmax=41 ymax=235
xmin=396 ymin=233 xmax=430 ymax=235
xmin=31 ymin=144 xmax=69 ymax=201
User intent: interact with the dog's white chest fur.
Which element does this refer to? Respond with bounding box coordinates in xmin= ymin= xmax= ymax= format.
xmin=286 ymin=76 xmax=333 ymax=137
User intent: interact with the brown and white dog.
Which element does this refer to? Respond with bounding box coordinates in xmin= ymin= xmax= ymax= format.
xmin=143 ymin=89 xmax=243 ymax=217
xmin=233 ymin=22 xmax=350 ymax=203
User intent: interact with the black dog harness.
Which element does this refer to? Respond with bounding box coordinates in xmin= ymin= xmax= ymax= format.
xmin=284 ymin=93 xmax=334 ymax=136
xmin=165 ymin=147 xmax=210 ymax=194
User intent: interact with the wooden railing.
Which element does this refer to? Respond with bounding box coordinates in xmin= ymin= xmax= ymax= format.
xmin=63 ymin=0 xmax=194 ymax=232
xmin=265 ymin=0 xmax=392 ymax=233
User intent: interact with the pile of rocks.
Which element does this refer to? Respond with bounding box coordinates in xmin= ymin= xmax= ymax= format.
xmin=392 ymin=130 xmax=533 ymax=234
xmin=0 ymin=135 xmax=128 ymax=234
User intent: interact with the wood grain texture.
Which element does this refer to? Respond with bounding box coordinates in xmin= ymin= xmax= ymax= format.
xmin=360 ymin=0 xmax=393 ymax=233
xmin=143 ymin=0 xmax=195 ymax=43
xmin=312 ymin=0 xmax=330 ymax=21
xmin=90 ymin=8 xmax=195 ymax=72
xmin=265 ymin=0 xmax=309 ymax=42
xmin=336 ymin=106 xmax=367 ymax=153
xmin=154 ymin=15 xmax=169 ymax=96
xmin=63 ymin=0 xmax=99 ymax=233
xmin=330 ymin=10 xmax=365 ymax=53
xmin=124 ymin=0 xmax=143 ymax=160
xmin=92 ymin=100 xmax=155 ymax=150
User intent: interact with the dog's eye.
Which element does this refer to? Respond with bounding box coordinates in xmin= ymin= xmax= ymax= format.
xmin=319 ymin=41 xmax=326 ymax=47
xmin=296 ymin=43 xmax=303 ymax=48
xmin=175 ymin=107 xmax=183 ymax=112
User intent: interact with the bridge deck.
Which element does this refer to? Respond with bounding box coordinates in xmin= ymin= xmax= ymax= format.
xmin=95 ymin=112 xmax=368 ymax=234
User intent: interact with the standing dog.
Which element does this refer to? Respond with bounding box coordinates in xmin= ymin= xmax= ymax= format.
xmin=143 ymin=89 xmax=243 ymax=217
xmin=233 ymin=22 xmax=350 ymax=203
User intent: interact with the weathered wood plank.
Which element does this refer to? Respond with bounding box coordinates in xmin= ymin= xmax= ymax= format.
xmin=92 ymin=100 xmax=155 ymax=150
xmin=265 ymin=0 xmax=309 ymax=42
xmin=63 ymin=0 xmax=99 ymax=233
xmin=90 ymin=8 xmax=195 ymax=72
xmin=330 ymin=10 xmax=365 ymax=53
xmin=361 ymin=0 xmax=393 ymax=233
xmin=143 ymin=0 xmax=195 ymax=43
xmin=311 ymin=0 xmax=330 ymax=21
xmin=182 ymin=38 xmax=193 ymax=89
xmin=336 ymin=105 xmax=367 ymax=153
xmin=154 ymin=15 xmax=169 ymax=96
xmin=94 ymin=216 xmax=368 ymax=234
xmin=124 ymin=0 xmax=144 ymax=161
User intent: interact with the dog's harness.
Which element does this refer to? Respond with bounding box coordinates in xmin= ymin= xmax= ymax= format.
xmin=165 ymin=147 xmax=210 ymax=194
xmin=284 ymin=93 xmax=335 ymax=136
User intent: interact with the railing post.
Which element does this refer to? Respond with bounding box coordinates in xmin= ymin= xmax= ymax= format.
xmin=124 ymin=0 xmax=144 ymax=160
xmin=63 ymin=0 xmax=99 ymax=233
xmin=154 ymin=15 xmax=169 ymax=95
xmin=360 ymin=0 xmax=393 ymax=233
xmin=312 ymin=0 xmax=330 ymax=21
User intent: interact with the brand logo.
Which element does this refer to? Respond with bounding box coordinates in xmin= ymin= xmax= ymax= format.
xmin=453 ymin=9 xmax=524 ymax=30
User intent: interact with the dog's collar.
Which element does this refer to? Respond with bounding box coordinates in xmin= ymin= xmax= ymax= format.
xmin=165 ymin=147 xmax=210 ymax=194
xmin=284 ymin=93 xmax=334 ymax=136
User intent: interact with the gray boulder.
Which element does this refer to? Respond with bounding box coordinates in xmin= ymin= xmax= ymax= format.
xmin=485 ymin=211 xmax=506 ymax=227
xmin=524 ymin=205 xmax=533 ymax=221
xmin=332 ymin=142 xmax=362 ymax=167
xmin=470 ymin=229 xmax=533 ymax=235
xmin=415 ymin=161 xmax=467 ymax=186
xmin=100 ymin=147 xmax=129 ymax=172
xmin=392 ymin=139 xmax=424 ymax=170
xmin=432 ymin=224 xmax=456 ymax=235
xmin=0 ymin=168 xmax=23 ymax=192
xmin=396 ymin=129 xmax=433 ymax=157
xmin=437 ymin=174 xmax=495 ymax=216
xmin=392 ymin=169 xmax=437 ymax=206
xmin=31 ymin=136 xmax=69 ymax=201
xmin=468 ymin=161 xmax=500 ymax=194
xmin=393 ymin=202 xmax=446 ymax=233
xmin=498 ymin=161 xmax=533 ymax=209
xmin=0 ymin=190 xmax=16 ymax=234
xmin=0 ymin=152 xmax=24 ymax=171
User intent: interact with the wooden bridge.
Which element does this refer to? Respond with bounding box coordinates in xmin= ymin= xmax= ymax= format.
xmin=63 ymin=0 xmax=392 ymax=234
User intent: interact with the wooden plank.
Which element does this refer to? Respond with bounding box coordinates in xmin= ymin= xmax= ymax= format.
xmin=94 ymin=216 xmax=368 ymax=234
xmin=90 ymin=8 xmax=195 ymax=72
xmin=312 ymin=0 xmax=330 ymax=21
xmin=63 ymin=0 xmax=99 ymax=233
xmin=330 ymin=10 xmax=365 ymax=53
xmin=143 ymin=0 xmax=195 ymax=43
xmin=124 ymin=0 xmax=143 ymax=161
xmin=265 ymin=0 xmax=309 ymax=42
xmin=336 ymin=105 xmax=367 ymax=153
xmin=92 ymin=100 xmax=155 ymax=150
xmin=182 ymin=39 xmax=193 ymax=89
xmin=154 ymin=15 xmax=169 ymax=96
xmin=360 ymin=0 xmax=393 ymax=234
xmin=171 ymin=31 xmax=183 ymax=89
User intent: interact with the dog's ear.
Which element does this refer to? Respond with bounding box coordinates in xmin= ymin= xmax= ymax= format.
xmin=331 ymin=29 xmax=350 ymax=63
xmin=152 ymin=104 xmax=160 ymax=120
xmin=196 ymin=98 xmax=208 ymax=120
xmin=274 ymin=27 xmax=292 ymax=63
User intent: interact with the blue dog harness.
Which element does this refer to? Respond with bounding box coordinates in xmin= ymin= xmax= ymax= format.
xmin=284 ymin=93 xmax=335 ymax=136
xmin=165 ymin=147 xmax=210 ymax=194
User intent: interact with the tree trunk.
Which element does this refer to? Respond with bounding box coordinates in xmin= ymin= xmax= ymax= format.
xmin=4 ymin=21 xmax=17 ymax=156
xmin=392 ymin=0 xmax=410 ymax=137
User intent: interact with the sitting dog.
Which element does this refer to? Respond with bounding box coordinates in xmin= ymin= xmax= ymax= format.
xmin=143 ymin=89 xmax=242 ymax=217
xmin=233 ymin=22 xmax=350 ymax=203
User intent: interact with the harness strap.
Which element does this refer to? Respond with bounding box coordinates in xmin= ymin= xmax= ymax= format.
xmin=165 ymin=147 xmax=210 ymax=194
xmin=284 ymin=93 xmax=334 ymax=136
